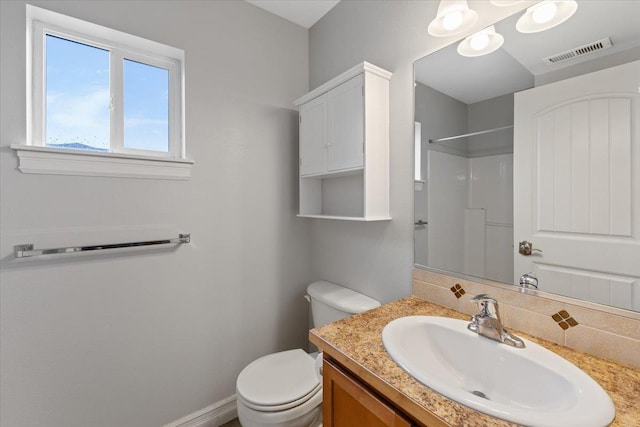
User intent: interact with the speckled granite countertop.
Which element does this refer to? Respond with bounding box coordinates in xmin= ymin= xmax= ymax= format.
xmin=309 ymin=296 xmax=640 ymax=427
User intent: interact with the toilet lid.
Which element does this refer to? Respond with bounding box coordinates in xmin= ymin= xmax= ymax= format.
xmin=236 ymin=349 xmax=321 ymax=408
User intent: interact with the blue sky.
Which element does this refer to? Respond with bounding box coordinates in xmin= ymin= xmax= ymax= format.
xmin=46 ymin=34 xmax=169 ymax=152
xmin=123 ymin=59 xmax=169 ymax=152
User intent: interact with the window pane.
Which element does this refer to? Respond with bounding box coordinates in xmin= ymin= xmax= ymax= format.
xmin=124 ymin=59 xmax=169 ymax=152
xmin=45 ymin=34 xmax=110 ymax=152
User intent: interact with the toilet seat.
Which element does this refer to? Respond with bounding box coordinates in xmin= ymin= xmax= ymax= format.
xmin=237 ymin=349 xmax=321 ymax=412
xmin=240 ymin=383 xmax=321 ymax=412
xmin=236 ymin=389 xmax=322 ymax=427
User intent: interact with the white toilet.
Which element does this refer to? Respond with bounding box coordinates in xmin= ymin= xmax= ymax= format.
xmin=236 ymin=280 xmax=381 ymax=427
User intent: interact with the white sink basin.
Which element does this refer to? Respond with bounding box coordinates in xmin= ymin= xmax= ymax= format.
xmin=382 ymin=316 xmax=615 ymax=427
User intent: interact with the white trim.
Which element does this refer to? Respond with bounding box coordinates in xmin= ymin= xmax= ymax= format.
xmin=111 ymin=48 xmax=125 ymax=154
xmin=25 ymin=4 xmax=186 ymax=166
xmin=293 ymin=62 xmax=392 ymax=106
xmin=297 ymin=214 xmax=392 ymax=221
xmin=164 ymin=395 xmax=237 ymax=427
xmin=11 ymin=144 xmax=193 ymax=180
xmin=26 ymin=5 xmax=183 ymax=59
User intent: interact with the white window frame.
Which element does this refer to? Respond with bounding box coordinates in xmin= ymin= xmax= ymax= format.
xmin=13 ymin=5 xmax=192 ymax=180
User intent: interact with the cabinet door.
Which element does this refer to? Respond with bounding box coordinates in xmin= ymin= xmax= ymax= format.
xmin=323 ymin=359 xmax=413 ymax=427
xmin=327 ymin=74 xmax=364 ymax=172
xmin=300 ymin=94 xmax=327 ymax=176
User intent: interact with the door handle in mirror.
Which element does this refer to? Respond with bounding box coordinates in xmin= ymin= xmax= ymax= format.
xmin=519 ymin=240 xmax=542 ymax=256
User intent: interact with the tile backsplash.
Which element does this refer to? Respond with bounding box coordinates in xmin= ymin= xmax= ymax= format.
xmin=412 ymin=268 xmax=640 ymax=369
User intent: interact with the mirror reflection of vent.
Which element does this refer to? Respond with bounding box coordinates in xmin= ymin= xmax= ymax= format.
xmin=543 ymin=38 xmax=612 ymax=65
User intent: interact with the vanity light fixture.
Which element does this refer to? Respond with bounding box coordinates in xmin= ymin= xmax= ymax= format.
xmin=457 ymin=25 xmax=504 ymax=57
xmin=428 ymin=0 xmax=478 ymax=37
xmin=516 ymin=0 xmax=578 ymax=33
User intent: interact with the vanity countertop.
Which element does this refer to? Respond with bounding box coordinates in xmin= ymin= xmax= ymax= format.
xmin=309 ymin=296 xmax=640 ymax=427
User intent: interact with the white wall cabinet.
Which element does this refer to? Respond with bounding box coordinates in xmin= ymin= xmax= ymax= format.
xmin=294 ymin=62 xmax=392 ymax=221
xmin=299 ymin=94 xmax=327 ymax=176
xmin=300 ymin=74 xmax=364 ymax=176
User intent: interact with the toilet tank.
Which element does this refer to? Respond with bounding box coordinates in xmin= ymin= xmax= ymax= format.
xmin=307 ymin=281 xmax=381 ymax=327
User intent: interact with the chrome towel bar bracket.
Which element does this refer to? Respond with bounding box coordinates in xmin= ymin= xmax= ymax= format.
xmin=14 ymin=233 xmax=191 ymax=258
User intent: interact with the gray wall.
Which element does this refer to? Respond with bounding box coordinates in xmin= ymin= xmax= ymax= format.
xmin=414 ymin=84 xmax=514 ymax=159
xmin=467 ymin=93 xmax=514 ymax=158
xmin=535 ymin=45 xmax=640 ymax=86
xmin=415 ymin=82 xmax=469 ymax=157
xmin=308 ymin=1 xmax=530 ymax=303
xmin=0 ymin=1 xmax=309 ymax=426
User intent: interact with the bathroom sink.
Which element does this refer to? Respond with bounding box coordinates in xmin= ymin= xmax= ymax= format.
xmin=382 ymin=316 xmax=615 ymax=427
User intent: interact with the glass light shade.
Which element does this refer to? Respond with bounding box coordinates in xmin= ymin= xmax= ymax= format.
xmin=428 ymin=0 xmax=478 ymax=37
xmin=489 ymin=0 xmax=525 ymax=6
xmin=442 ymin=11 xmax=463 ymax=30
xmin=457 ymin=25 xmax=504 ymax=57
xmin=516 ymin=0 xmax=578 ymax=33
xmin=532 ymin=1 xmax=558 ymax=23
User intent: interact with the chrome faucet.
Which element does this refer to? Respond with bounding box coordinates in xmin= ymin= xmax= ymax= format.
xmin=467 ymin=294 xmax=525 ymax=348
xmin=519 ymin=273 xmax=539 ymax=290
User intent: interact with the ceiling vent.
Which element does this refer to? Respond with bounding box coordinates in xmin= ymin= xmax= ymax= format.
xmin=543 ymin=37 xmax=613 ymax=65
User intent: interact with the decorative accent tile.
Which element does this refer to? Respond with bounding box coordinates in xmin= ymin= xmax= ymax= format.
xmin=552 ymin=310 xmax=579 ymax=330
xmin=450 ymin=284 xmax=465 ymax=299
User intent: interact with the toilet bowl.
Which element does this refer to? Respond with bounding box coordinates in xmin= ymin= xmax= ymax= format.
xmin=236 ymin=281 xmax=380 ymax=427
xmin=236 ymin=349 xmax=322 ymax=427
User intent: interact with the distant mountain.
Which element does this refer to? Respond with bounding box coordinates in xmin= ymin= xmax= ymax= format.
xmin=47 ymin=142 xmax=108 ymax=152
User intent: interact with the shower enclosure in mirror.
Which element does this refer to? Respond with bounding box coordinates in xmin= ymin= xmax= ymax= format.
xmin=414 ymin=0 xmax=640 ymax=312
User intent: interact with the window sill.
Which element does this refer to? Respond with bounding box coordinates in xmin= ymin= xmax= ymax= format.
xmin=10 ymin=145 xmax=194 ymax=180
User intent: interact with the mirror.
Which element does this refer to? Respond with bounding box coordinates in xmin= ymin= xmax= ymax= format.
xmin=414 ymin=0 xmax=640 ymax=312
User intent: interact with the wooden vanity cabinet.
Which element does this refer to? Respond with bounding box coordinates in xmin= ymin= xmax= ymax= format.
xmin=323 ymin=358 xmax=418 ymax=427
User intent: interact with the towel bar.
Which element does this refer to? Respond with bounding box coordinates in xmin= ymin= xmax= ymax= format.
xmin=14 ymin=233 xmax=190 ymax=258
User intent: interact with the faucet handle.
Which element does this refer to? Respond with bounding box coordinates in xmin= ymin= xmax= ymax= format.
xmin=470 ymin=294 xmax=499 ymax=317
xmin=471 ymin=294 xmax=497 ymax=304
xmin=520 ymin=273 xmax=539 ymax=289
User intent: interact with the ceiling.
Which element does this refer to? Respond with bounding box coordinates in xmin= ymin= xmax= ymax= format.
xmin=245 ymin=0 xmax=341 ymax=29
xmin=245 ymin=1 xmax=640 ymax=103
xmin=415 ymin=0 xmax=640 ymax=104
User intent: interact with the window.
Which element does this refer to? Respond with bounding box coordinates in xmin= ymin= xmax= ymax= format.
xmin=44 ymin=34 xmax=111 ymax=152
xmin=414 ymin=122 xmax=423 ymax=182
xmin=123 ymin=59 xmax=170 ymax=153
xmin=14 ymin=5 xmax=192 ymax=179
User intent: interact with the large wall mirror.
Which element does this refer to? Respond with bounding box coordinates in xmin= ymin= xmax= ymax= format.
xmin=414 ymin=0 xmax=640 ymax=313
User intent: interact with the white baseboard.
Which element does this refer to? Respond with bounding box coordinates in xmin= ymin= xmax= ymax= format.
xmin=164 ymin=394 xmax=237 ymax=427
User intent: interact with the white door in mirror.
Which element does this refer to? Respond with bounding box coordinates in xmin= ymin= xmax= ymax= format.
xmin=514 ymin=60 xmax=640 ymax=311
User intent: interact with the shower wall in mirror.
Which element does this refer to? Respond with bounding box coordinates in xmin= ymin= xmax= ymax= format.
xmin=414 ymin=0 xmax=640 ymax=312
xmin=414 ymin=80 xmax=519 ymax=284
